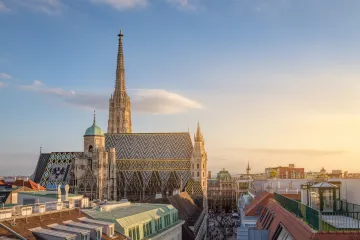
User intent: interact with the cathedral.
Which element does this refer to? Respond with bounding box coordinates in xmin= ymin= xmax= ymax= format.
xmin=32 ymin=30 xmax=208 ymax=206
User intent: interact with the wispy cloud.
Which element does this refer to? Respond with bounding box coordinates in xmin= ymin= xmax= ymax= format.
xmin=166 ymin=0 xmax=197 ymax=11
xmin=20 ymin=81 xmax=203 ymax=114
xmin=228 ymin=148 xmax=346 ymax=156
xmin=90 ymin=0 xmax=147 ymax=10
xmin=11 ymin=0 xmax=63 ymax=15
xmin=20 ymin=80 xmax=76 ymax=97
xmin=0 ymin=73 xmax=12 ymax=79
xmin=0 ymin=82 xmax=5 ymax=88
xmin=131 ymin=89 xmax=203 ymax=114
xmin=0 ymin=1 xmax=10 ymax=12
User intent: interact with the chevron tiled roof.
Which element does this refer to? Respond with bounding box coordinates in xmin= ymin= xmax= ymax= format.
xmin=33 ymin=153 xmax=51 ymax=183
xmin=105 ymin=132 xmax=193 ymax=160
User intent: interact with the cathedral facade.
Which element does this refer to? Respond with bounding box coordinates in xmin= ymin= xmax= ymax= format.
xmin=32 ymin=30 xmax=208 ymax=206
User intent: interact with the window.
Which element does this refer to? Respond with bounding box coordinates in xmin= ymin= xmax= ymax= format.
xmin=259 ymin=208 xmax=268 ymax=222
xmin=272 ymin=224 xmax=293 ymax=240
xmin=128 ymin=226 xmax=140 ymax=240
xmin=197 ymin=172 xmax=200 ymax=177
xmin=203 ymin=172 xmax=204 ymax=177
xmin=266 ymin=215 xmax=275 ymax=230
xmin=155 ymin=218 xmax=162 ymax=231
xmin=197 ymin=163 xmax=199 ymax=169
xmin=192 ymin=172 xmax=194 ymax=177
xmin=203 ymin=163 xmax=205 ymax=168
xmin=192 ymin=164 xmax=194 ymax=169
xmin=164 ymin=214 xmax=171 ymax=227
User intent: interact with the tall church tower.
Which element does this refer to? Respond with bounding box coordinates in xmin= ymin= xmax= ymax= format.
xmin=191 ymin=122 xmax=208 ymax=209
xmin=107 ymin=30 xmax=132 ymax=133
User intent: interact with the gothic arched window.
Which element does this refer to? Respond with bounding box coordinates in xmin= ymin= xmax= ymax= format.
xmin=197 ymin=164 xmax=199 ymax=169
xmin=88 ymin=145 xmax=93 ymax=152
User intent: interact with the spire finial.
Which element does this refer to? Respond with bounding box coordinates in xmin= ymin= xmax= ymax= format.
xmin=115 ymin=29 xmax=126 ymax=94
xmin=93 ymin=110 xmax=96 ymax=124
xmin=195 ymin=121 xmax=203 ymax=142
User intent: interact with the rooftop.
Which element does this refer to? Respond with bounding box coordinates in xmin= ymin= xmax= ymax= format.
xmin=82 ymin=203 xmax=176 ymax=228
xmin=0 ymin=209 xmax=126 ymax=240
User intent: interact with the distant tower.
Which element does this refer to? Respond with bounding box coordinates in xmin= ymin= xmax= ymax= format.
xmin=107 ymin=29 xmax=132 ymax=134
xmin=191 ymin=122 xmax=208 ymax=209
xmin=246 ymin=161 xmax=251 ymax=175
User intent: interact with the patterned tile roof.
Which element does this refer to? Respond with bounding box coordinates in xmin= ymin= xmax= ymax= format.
xmin=105 ymin=132 xmax=193 ymax=160
xmin=33 ymin=153 xmax=51 ymax=183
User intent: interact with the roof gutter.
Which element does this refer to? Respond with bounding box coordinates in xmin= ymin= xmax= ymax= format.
xmin=0 ymin=222 xmax=27 ymax=240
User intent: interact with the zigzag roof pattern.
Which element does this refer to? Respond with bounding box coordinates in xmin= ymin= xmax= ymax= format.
xmin=105 ymin=132 xmax=193 ymax=160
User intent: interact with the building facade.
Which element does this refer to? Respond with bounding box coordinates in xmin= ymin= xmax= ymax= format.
xmin=207 ymin=169 xmax=236 ymax=212
xmin=32 ymin=30 xmax=207 ymax=203
xmin=265 ymin=164 xmax=304 ymax=179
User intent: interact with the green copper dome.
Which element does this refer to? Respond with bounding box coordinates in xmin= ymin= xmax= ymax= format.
xmin=217 ymin=168 xmax=232 ymax=181
xmin=84 ymin=111 xmax=104 ymax=137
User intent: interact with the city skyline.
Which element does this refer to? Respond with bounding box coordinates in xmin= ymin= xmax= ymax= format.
xmin=1 ymin=0 xmax=360 ymax=175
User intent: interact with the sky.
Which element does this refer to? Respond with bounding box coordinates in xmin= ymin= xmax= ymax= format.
xmin=1 ymin=0 xmax=360 ymax=176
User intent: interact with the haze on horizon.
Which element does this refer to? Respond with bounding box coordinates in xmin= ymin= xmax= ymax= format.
xmin=1 ymin=0 xmax=360 ymax=176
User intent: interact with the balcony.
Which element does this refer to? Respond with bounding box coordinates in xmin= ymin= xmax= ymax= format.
xmin=274 ymin=193 xmax=360 ymax=231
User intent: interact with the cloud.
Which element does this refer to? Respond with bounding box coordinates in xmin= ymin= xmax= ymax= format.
xmin=228 ymin=148 xmax=346 ymax=156
xmin=0 ymin=73 xmax=12 ymax=79
xmin=131 ymin=89 xmax=203 ymax=114
xmin=0 ymin=1 xmax=10 ymax=12
xmin=166 ymin=0 xmax=197 ymax=11
xmin=11 ymin=0 xmax=63 ymax=15
xmin=90 ymin=0 xmax=147 ymax=10
xmin=0 ymin=82 xmax=5 ymax=88
xmin=20 ymin=80 xmax=76 ymax=97
xmin=20 ymin=81 xmax=203 ymax=114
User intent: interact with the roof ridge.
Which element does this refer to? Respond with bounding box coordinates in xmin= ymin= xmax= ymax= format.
xmin=105 ymin=132 xmax=190 ymax=135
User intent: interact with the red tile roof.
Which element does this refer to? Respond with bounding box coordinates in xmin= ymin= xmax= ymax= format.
xmin=245 ymin=192 xmax=273 ymax=216
xmin=281 ymin=193 xmax=301 ymax=201
xmin=258 ymin=199 xmax=315 ymax=239
xmin=258 ymin=199 xmax=360 ymax=240
xmin=0 ymin=179 xmax=45 ymax=190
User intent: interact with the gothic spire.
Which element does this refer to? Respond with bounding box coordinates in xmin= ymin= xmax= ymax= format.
xmin=195 ymin=122 xmax=203 ymax=142
xmin=114 ymin=29 xmax=126 ymax=95
xmin=93 ymin=110 xmax=96 ymax=124
xmin=246 ymin=160 xmax=251 ymax=175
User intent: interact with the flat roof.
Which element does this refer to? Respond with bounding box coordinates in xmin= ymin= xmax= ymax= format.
xmin=30 ymin=227 xmax=77 ymax=238
xmin=78 ymin=217 xmax=115 ymax=226
xmin=48 ymin=223 xmax=90 ymax=235
xmin=64 ymin=221 xmax=102 ymax=230
xmin=82 ymin=203 xmax=176 ymax=228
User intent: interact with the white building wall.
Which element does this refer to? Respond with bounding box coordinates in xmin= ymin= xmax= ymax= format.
xmin=254 ymin=178 xmax=360 ymax=205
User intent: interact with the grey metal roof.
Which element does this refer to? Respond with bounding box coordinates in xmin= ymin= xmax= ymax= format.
xmin=105 ymin=132 xmax=193 ymax=160
xmin=64 ymin=221 xmax=102 ymax=230
xmin=30 ymin=227 xmax=77 ymax=238
xmin=48 ymin=223 xmax=90 ymax=235
xmin=312 ymin=182 xmax=338 ymax=188
xmin=78 ymin=217 xmax=114 ymax=226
